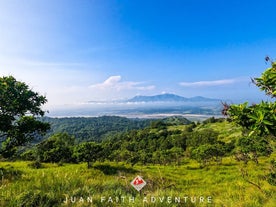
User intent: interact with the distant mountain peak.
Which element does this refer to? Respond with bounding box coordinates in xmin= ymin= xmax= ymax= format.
xmin=127 ymin=94 xmax=220 ymax=102
xmin=188 ymin=96 xmax=221 ymax=102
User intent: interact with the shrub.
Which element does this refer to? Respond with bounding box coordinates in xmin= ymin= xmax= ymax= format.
xmin=28 ymin=160 xmax=43 ymax=169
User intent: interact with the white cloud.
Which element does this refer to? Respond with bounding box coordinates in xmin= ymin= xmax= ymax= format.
xmin=99 ymin=75 xmax=122 ymax=88
xmin=90 ymin=75 xmax=155 ymax=91
xmin=179 ymin=78 xmax=238 ymax=87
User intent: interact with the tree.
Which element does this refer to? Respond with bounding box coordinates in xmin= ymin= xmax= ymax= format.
xmin=166 ymin=147 xmax=184 ymax=165
xmin=186 ymin=129 xmax=219 ymax=148
xmin=36 ymin=133 xmax=75 ymax=163
xmin=191 ymin=143 xmax=227 ymax=167
xmin=73 ymin=142 xmax=103 ymax=168
xmin=0 ymin=76 xmax=50 ymax=158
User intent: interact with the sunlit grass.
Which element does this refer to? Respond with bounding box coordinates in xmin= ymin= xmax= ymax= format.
xmin=0 ymin=156 xmax=275 ymax=207
xmin=195 ymin=121 xmax=242 ymax=143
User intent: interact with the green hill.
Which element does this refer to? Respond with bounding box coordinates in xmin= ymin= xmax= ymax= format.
xmin=40 ymin=116 xmax=153 ymax=142
xmin=40 ymin=116 xmax=191 ymax=143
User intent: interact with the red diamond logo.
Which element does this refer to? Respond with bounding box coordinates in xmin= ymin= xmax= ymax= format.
xmin=130 ymin=176 xmax=147 ymax=191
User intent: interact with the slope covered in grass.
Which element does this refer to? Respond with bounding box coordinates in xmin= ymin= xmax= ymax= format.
xmin=0 ymin=157 xmax=275 ymax=207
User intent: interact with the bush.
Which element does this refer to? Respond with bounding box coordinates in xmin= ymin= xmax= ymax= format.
xmin=20 ymin=150 xmax=36 ymax=161
xmin=28 ymin=160 xmax=43 ymax=169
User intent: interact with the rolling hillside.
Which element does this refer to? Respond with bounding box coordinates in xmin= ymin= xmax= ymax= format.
xmin=40 ymin=116 xmax=191 ymax=142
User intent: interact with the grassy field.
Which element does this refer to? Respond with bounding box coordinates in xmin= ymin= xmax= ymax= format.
xmin=0 ymin=155 xmax=276 ymax=207
xmin=167 ymin=121 xmax=242 ymax=143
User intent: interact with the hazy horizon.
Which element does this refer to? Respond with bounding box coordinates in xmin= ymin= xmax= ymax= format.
xmin=44 ymin=94 xmax=269 ymax=118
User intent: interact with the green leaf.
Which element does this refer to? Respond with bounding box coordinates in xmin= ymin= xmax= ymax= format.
xmin=263 ymin=120 xmax=274 ymax=126
xmin=248 ymin=114 xmax=258 ymax=121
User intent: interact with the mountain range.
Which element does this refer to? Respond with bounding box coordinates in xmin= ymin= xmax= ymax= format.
xmin=52 ymin=94 xmax=223 ymax=117
xmin=126 ymin=93 xmax=221 ymax=103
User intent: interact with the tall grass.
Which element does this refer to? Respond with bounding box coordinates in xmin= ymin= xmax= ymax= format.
xmin=0 ymin=156 xmax=275 ymax=206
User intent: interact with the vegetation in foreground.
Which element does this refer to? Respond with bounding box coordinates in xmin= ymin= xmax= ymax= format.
xmin=0 ymin=156 xmax=276 ymax=207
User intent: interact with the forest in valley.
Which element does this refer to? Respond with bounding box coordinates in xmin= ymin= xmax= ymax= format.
xmin=17 ymin=115 xmax=274 ymax=169
xmin=20 ymin=116 xmax=237 ymax=166
xmin=39 ymin=116 xmax=154 ymax=142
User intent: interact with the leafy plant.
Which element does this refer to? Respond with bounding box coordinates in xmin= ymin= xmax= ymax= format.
xmin=227 ymin=101 xmax=276 ymax=136
xmin=253 ymin=57 xmax=276 ymax=98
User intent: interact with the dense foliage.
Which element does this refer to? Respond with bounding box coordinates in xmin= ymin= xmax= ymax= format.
xmin=22 ymin=117 xmax=240 ymax=167
xmin=0 ymin=76 xmax=49 ymax=158
xmin=40 ymin=116 xmax=155 ymax=142
xmin=36 ymin=133 xmax=75 ymax=163
xmin=73 ymin=141 xmax=103 ymax=168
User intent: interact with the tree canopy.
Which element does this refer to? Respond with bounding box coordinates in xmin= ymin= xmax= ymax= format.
xmin=0 ymin=76 xmax=50 ymax=158
xmin=36 ymin=133 xmax=75 ymax=163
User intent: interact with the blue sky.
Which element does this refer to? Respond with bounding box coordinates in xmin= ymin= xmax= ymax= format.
xmin=0 ymin=0 xmax=276 ymax=107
